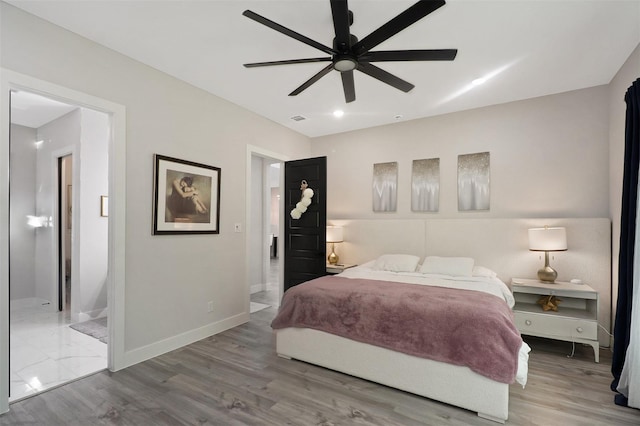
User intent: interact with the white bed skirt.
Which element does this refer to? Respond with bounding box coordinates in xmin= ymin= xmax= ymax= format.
xmin=276 ymin=327 xmax=510 ymax=423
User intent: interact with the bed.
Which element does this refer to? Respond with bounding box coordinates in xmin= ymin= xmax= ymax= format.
xmin=272 ymin=255 xmax=530 ymax=423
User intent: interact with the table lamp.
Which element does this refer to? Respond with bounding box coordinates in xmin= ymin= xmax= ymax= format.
xmin=528 ymin=226 xmax=567 ymax=283
xmin=326 ymin=226 xmax=344 ymax=265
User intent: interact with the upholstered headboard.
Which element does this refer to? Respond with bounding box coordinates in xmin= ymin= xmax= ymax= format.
xmin=328 ymin=218 xmax=611 ymax=346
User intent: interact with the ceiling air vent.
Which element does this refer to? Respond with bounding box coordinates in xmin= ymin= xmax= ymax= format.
xmin=290 ymin=115 xmax=307 ymax=122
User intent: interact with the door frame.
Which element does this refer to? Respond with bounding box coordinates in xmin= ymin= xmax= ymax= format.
xmin=54 ymin=149 xmax=76 ymax=315
xmin=245 ymin=145 xmax=288 ymax=312
xmin=0 ymin=69 xmax=127 ymax=413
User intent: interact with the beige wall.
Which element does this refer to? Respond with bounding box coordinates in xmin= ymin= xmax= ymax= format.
xmin=311 ymin=86 xmax=610 ymax=219
xmin=609 ymin=43 xmax=640 ymax=323
xmin=1 ymin=3 xmax=311 ymax=354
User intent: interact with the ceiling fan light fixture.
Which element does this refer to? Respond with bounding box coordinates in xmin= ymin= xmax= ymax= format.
xmin=333 ymin=56 xmax=357 ymax=72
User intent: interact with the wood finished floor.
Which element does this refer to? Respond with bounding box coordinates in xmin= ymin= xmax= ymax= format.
xmin=2 ymin=293 xmax=639 ymax=425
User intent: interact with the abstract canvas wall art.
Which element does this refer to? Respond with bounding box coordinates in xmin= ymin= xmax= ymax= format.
xmin=411 ymin=158 xmax=440 ymax=212
xmin=458 ymin=152 xmax=490 ymax=211
xmin=372 ymin=162 xmax=398 ymax=212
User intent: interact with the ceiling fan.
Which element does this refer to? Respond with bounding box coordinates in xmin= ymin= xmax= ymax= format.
xmin=242 ymin=0 xmax=457 ymax=103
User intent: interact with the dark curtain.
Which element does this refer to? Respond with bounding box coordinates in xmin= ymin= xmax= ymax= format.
xmin=612 ymin=78 xmax=640 ymax=406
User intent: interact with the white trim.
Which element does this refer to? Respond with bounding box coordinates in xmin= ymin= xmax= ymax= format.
xmin=123 ymin=313 xmax=246 ymax=367
xmin=78 ymin=308 xmax=109 ymax=323
xmin=0 ymin=69 xmax=127 ymax=414
xmin=245 ymin=145 xmax=288 ymax=314
xmin=262 ymin=161 xmax=271 ymax=293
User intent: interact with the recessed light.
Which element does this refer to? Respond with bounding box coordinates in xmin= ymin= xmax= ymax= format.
xmin=333 ymin=110 xmax=344 ymax=118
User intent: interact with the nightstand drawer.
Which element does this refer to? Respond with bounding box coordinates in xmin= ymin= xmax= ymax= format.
xmin=514 ymin=311 xmax=597 ymax=340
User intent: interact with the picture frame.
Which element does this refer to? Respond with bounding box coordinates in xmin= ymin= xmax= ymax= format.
xmin=153 ymin=154 xmax=221 ymax=235
xmin=372 ymin=161 xmax=398 ymax=212
xmin=411 ymin=158 xmax=440 ymax=212
xmin=100 ymin=195 xmax=108 ymax=217
xmin=458 ymin=151 xmax=490 ymax=211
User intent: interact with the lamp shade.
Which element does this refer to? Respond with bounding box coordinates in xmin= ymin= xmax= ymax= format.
xmin=326 ymin=226 xmax=343 ymax=243
xmin=528 ymin=227 xmax=567 ymax=251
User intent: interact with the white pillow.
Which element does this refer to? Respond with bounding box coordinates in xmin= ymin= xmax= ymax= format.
xmin=419 ymin=256 xmax=475 ymax=277
xmin=372 ymin=254 xmax=420 ymax=272
xmin=472 ymin=265 xmax=498 ymax=278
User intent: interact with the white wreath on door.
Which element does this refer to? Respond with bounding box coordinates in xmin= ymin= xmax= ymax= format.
xmin=290 ymin=180 xmax=314 ymax=219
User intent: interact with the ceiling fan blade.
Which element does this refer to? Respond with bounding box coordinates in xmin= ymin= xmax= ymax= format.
xmin=353 ymin=0 xmax=446 ymax=55
xmin=243 ymin=10 xmax=336 ymax=55
xmin=330 ymin=0 xmax=352 ymax=51
xmin=360 ymin=49 xmax=457 ymax=62
xmin=244 ymin=57 xmax=332 ymax=68
xmin=289 ymin=64 xmax=335 ymax=96
xmin=357 ymin=63 xmax=414 ymax=93
xmin=341 ymin=70 xmax=356 ymax=103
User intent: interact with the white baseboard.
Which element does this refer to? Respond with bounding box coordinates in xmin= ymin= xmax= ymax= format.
xmin=122 ymin=313 xmax=249 ymax=368
xmin=78 ymin=307 xmax=108 ymax=322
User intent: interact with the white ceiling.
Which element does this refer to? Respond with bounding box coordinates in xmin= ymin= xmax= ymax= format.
xmin=11 ymin=90 xmax=77 ymax=128
xmin=7 ymin=0 xmax=640 ymax=137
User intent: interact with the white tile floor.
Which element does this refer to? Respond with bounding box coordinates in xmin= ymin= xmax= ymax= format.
xmin=9 ymin=298 xmax=108 ymax=402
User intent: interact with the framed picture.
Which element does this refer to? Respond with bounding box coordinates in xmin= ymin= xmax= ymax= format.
xmin=411 ymin=158 xmax=440 ymax=212
xmin=100 ymin=195 xmax=108 ymax=217
xmin=372 ymin=162 xmax=398 ymax=212
xmin=458 ymin=151 xmax=490 ymax=211
xmin=153 ymin=154 xmax=221 ymax=235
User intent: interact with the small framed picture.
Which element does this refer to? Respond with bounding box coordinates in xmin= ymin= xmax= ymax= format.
xmin=153 ymin=154 xmax=221 ymax=235
xmin=100 ymin=195 xmax=108 ymax=217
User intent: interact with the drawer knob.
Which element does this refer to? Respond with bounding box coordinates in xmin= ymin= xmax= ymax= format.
xmin=576 ymin=327 xmax=583 ymax=333
xmin=525 ymin=320 xmax=532 ymax=326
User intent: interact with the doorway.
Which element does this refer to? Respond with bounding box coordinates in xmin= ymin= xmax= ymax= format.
xmin=8 ymin=91 xmax=108 ymax=402
xmin=247 ymin=146 xmax=287 ymax=316
xmin=59 ymin=154 xmax=72 ymax=312
xmin=283 ymin=156 xmax=327 ymax=292
xmin=1 ymin=70 xmax=127 ymax=414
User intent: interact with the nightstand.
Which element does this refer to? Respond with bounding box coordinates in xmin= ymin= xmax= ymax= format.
xmin=326 ymin=263 xmax=356 ymax=275
xmin=511 ymin=278 xmax=600 ymax=362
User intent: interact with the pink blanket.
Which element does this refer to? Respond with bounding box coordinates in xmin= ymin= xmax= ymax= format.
xmin=271 ymin=276 xmax=522 ymax=383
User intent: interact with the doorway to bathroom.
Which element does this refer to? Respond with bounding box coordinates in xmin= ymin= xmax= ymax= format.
xmin=8 ymin=90 xmax=109 ymax=401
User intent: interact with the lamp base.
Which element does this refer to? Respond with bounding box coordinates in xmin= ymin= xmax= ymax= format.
xmin=537 ymin=251 xmax=558 ymax=283
xmin=537 ymin=266 xmax=558 ymax=283
xmin=328 ymin=251 xmax=339 ymax=265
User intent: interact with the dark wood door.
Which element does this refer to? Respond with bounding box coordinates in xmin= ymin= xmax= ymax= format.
xmin=284 ymin=156 xmax=327 ymax=292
